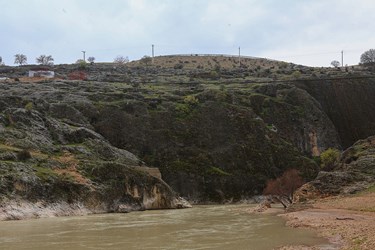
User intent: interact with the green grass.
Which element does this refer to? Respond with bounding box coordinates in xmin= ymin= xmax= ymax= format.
xmin=358 ymin=184 xmax=375 ymax=195
xmin=209 ymin=166 xmax=232 ymax=176
xmin=366 ymin=184 xmax=375 ymax=193
xmin=0 ymin=144 xmax=21 ymax=152
xmin=33 ymin=165 xmax=58 ymax=181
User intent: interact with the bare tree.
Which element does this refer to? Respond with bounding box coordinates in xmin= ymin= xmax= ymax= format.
xmin=87 ymin=57 xmax=95 ymax=64
xmin=36 ymin=55 xmax=54 ymax=66
xmin=331 ymin=60 xmax=340 ymax=68
xmin=360 ymin=49 xmax=375 ymax=64
xmin=14 ymin=54 xmax=27 ymax=65
xmin=114 ymin=55 xmax=129 ymax=64
xmin=263 ymin=169 xmax=305 ymax=208
xmin=0 ymin=56 xmax=3 ymax=66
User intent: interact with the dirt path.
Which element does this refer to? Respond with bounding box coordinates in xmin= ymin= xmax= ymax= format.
xmin=279 ymin=193 xmax=375 ymax=250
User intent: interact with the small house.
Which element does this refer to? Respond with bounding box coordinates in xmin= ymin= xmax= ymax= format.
xmin=28 ymin=70 xmax=55 ymax=78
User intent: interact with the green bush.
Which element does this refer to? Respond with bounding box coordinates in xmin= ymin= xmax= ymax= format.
xmin=25 ymin=102 xmax=33 ymax=111
xmin=183 ymin=95 xmax=199 ymax=106
xmin=174 ymin=95 xmax=199 ymax=119
xmin=320 ymin=148 xmax=340 ymax=171
xmin=291 ymin=70 xmax=302 ymax=79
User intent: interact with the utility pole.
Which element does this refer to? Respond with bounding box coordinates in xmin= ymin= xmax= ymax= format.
xmin=341 ymin=50 xmax=344 ymax=67
xmin=238 ymin=46 xmax=241 ymax=66
xmin=81 ymin=51 xmax=86 ymax=62
xmin=152 ymin=44 xmax=154 ymax=64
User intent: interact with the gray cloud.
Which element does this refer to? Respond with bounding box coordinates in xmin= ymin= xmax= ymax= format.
xmin=0 ymin=0 xmax=374 ymax=66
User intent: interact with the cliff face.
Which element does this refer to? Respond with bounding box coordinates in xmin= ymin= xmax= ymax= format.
xmin=295 ymin=78 xmax=375 ymax=148
xmin=1 ymin=61 xmax=375 ymax=206
xmin=250 ymin=83 xmax=341 ymax=155
xmin=0 ymin=85 xmax=189 ymax=220
xmin=94 ymin=94 xmax=320 ymax=201
xmin=0 ymin=79 xmax=330 ymax=203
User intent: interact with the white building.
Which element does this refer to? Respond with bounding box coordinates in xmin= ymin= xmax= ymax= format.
xmin=28 ymin=70 xmax=55 ymax=78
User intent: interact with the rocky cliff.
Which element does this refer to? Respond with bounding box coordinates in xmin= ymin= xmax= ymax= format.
xmin=295 ymin=78 xmax=375 ymax=148
xmin=0 ymin=82 xmax=190 ymax=220
xmin=295 ymin=135 xmax=375 ymax=202
xmin=1 ymin=58 xmax=375 ymax=208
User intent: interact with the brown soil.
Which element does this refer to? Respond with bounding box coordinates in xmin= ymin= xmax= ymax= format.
xmin=279 ymin=192 xmax=375 ymax=250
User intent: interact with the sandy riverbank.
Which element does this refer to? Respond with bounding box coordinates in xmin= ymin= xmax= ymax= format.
xmin=278 ymin=192 xmax=375 ymax=250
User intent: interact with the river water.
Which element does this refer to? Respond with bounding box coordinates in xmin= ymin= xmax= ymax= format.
xmin=0 ymin=205 xmax=329 ymax=250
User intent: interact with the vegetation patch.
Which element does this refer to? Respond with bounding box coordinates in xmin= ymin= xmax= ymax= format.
xmin=208 ymin=166 xmax=231 ymax=176
xmin=33 ymin=165 xmax=59 ymax=182
xmin=320 ymin=148 xmax=340 ymax=171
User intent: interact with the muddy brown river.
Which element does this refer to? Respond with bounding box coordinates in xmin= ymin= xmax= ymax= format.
xmin=0 ymin=205 xmax=330 ymax=249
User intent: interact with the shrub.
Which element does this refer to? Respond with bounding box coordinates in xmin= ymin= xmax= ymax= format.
xmin=174 ymin=63 xmax=184 ymax=69
xmin=25 ymin=102 xmax=33 ymax=112
xmin=320 ymin=148 xmax=340 ymax=171
xmin=291 ymin=70 xmax=302 ymax=79
xmin=140 ymin=56 xmax=152 ymax=65
xmin=76 ymin=60 xmax=87 ymax=69
xmin=17 ymin=149 xmax=31 ymax=161
xmin=174 ymin=96 xmax=199 ymax=118
xmin=263 ymin=169 xmax=305 ymax=208
xmin=183 ymin=95 xmax=199 ymax=106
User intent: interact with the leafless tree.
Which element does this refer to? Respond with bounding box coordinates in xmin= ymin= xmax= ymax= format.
xmin=263 ymin=169 xmax=305 ymax=208
xmin=114 ymin=55 xmax=129 ymax=64
xmin=331 ymin=60 xmax=340 ymax=68
xmin=0 ymin=56 xmax=3 ymax=66
xmin=14 ymin=54 xmax=27 ymax=65
xmin=36 ymin=55 xmax=54 ymax=65
xmin=87 ymin=57 xmax=95 ymax=64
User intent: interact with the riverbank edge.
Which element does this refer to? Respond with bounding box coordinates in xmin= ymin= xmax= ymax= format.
xmin=276 ymin=193 xmax=375 ymax=250
xmin=0 ymin=199 xmax=110 ymax=221
xmin=0 ymin=197 xmax=192 ymax=221
xmin=277 ymin=207 xmax=343 ymax=250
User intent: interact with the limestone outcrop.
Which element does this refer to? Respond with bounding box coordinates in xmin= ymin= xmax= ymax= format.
xmin=295 ymin=136 xmax=375 ymax=202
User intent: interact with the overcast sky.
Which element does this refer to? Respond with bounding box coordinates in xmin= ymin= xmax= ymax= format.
xmin=1 ymin=0 xmax=374 ymax=66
